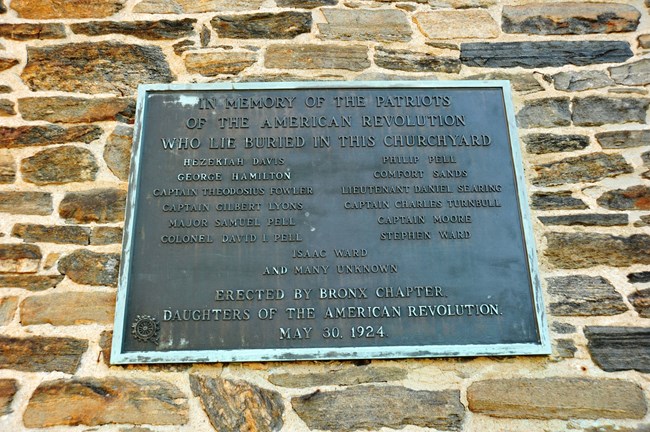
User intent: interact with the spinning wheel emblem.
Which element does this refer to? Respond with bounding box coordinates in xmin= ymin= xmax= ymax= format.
xmin=131 ymin=315 xmax=160 ymax=345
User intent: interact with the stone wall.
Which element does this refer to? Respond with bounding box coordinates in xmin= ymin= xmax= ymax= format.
xmin=0 ymin=0 xmax=648 ymax=430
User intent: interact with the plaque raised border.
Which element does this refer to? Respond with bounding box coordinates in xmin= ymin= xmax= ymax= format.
xmin=111 ymin=80 xmax=550 ymax=364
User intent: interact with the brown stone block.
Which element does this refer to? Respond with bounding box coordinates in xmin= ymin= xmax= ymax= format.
xmin=546 ymin=232 xmax=650 ymax=268
xmin=292 ymin=386 xmax=464 ymax=431
xmin=546 ymin=275 xmax=628 ymax=316
xmin=184 ymin=51 xmax=258 ymax=76
xmin=0 ymin=244 xmax=41 ymax=274
xmin=318 ymin=9 xmax=411 ymax=42
xmin=0 ymin=275 xmax=64 ymax=291
xmin=0 ymin=296 xmax=18 ymax=325
xmin=585 ymin=326 xmax=650 ymax=372
xmin=265 ymin=44 xmax=370 ymax=71
xmin=12 ymin=224 xmax=90 ymax=245
xmin=598 ymin=185 xmax=650 ymax=210
xmin=21 ymin=42 xmax=173 ymax=94
xmin=415 ymin=10 xmax=499 ymax=39
xmin=11 ymin=0 xmax=125 ymax=19
xmin=503 ymin=3 xmax=641 ymax=35
xmin=0 ymin=335 xmax=87 ymax=373
xmin=533 ymin=152 xmax=632 ymax=187
xmin=0 ymin=124 xmax=103 ymax=148
xmin=212 ymin=12 xmax=311 ymax=39
xmin=59 ymin=188 xmax=126 ymax=223
xmin=0 ymin=192 xmax=52 ymax=215
xmin=0 ymin=57 xmax=19 ymax=72
xmin=19 ymin=97 xmax=135 ymax=124
xmin=133 ymin=0 xmax=264 ymax=14
xmin=0 ymin=23 xmax=66 ymax=40
xmin=0 ymin=151 xmax=15 ymax=183
xmin=23 ymin=377 xmax=188 ymax=427
xmin=21 ymin=146 xmax=98 ymax=185
xmin=191 ymin=374 xmax=283 ymax=432
xmin=58 ymin=249 xmax=120 ymax=287
xmin=0 ymin=379 xmax=17 ymax=415
xmin=468 ymin=378 xmax=646 ymax=419
xmin=91 ymin=227 xmax=123 ymax=245
xmin=269 ymin=365 xmax=407 ymax=387
xmin=71 ymin=19 xmax=196 ymax=40
xmin=374 ymin=47 xmax=460 ymax=73
xmin=21 ymin=291 xmax=115 ymax=325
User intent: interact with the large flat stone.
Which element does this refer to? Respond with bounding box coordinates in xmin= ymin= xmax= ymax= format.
xmin=318 ymin=9 xmax=411 ymax=42
xmin=572 ymin=96 xmax=650 ymax=126
xmin=596 ymin=129 xmax=650 ymax=149
xmin=12 ymin=224 xmax=90 ymax=245
xmin=374 ymin=47 xmax=460 ymax=73
xmin=212 ymin=12 xmax=311 ymax=39
xmin=553 ymin=70 xmax=614 ymax=91
xmin=0 ymin=125 xmax=102 ymax=148
xmin=585 ymin=326 xmax=650 ymax=373
xmin=71 ymin=19 xmax=196 ymax=40
xmin=609 ymin=58 xmax=650 ymax=86
xmin=184 ymin=51 xmax=257 ymax=76
xmin=0 ymin=275 xmax=64 ymax=291
xmin=24 ymin=377 xmax=188 ymax=427
xmin=0 ymin=23 xmax=66 ymax=40
xmin=414 ymin=10 xmax=499 ymax=39
xmin=523 ymin=133 xmax=589 ymax=154
xmin=58 ymin=249 xmax=120 ymax=287
xmin=461 ymin=41 xmax=632 ymax=68
xmin=538 ymin=213 xmax=627 ymax=227
xmin=292 ymin=386 xmax=464 ymax=431
xmin=21 ymin=146 xmax=98 ymax=185
xmin=19 ymin=97 xmax=135 ymax=124
xmin=12 ymin=0 xmax=125 ymax=18
xmin=0 ymin=192 xmax=52 ymax=215
xmin=502 ymin=3 xmax=641 ymax=35
xmin=546 ymin=275 xmax=628 ymax=316
xmin=546 ymin=232 xmax=650 ymax=268
xmin=532 ymin=152 xmax=632 ymax=186
xmin=59 ymin=188 xmax=126 ymax=223
xmin=21 ymin=42 xmax=173 ymax=94
xmin=265 ymin=44 xmax=369 ymax=71
xmin=269 ymin=366 xmax=407 ymax=387
xmin=0 ymin=336 xmax=87 ymax=373
xmin=21 ymin=292 xmax=115 ymax=325
xmin=133 ymin=0 xmax=264 ymax=13
xmin=468 ymin=378 xmax=646 ymax=419
xmin=190 ymin=375 xmax=283 ymax=432
xmin=516 ymin=98 xmax=571 ymax=128
xmin=0 ymin=244 xmax=41 ymax=274
xmin=597 ymin=185 xmax=650 ymax=210
xmin=530 ymin=191 xmax=587 ymax=210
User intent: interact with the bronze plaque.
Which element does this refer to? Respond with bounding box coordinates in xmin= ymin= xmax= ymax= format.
xmin=111 ymin=81 xmax=549 ymax=363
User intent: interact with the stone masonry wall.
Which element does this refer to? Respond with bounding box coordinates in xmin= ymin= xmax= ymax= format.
xmin=0 ymin=0 xmax=649 ymax=430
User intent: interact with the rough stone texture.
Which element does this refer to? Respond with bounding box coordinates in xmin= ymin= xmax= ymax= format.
xmin=12 ymin=224 xmax=90 ymax=245
xmin=553 ymin=339 xmax=577 ymax=359
xmin=318 ymin=9 xmax=411 ymax=42
xmin=133 ymin=0 xmax=265 ymax=13
xmin=0 ymin=296 xmax=18 ymax=325
xmin=21 ymin=292 xmax=116 ymax=325
xmin=573 ymin=96 xmax=650 ymax=126
xmin=0 ymin=125 xmax=103 ymax=148
xmin=269 ymin=366 xmax=407 ymax=387
xmin=58 ymin=249 xmax=120 ymax=287
xmin=429 ymin=0 xmax=495 ymax=6
xmin=21 ymin=43 xmax=173 ymax=94
xmin=609 ymin=59 xmax=650 ymax=86
xmin=628 ymin=272 xmax=650 ymax=283
xmin=277 ymin=0 xmax=337 ymax=7
xmin=523 ymin=133 xmax=589 ymax=154
xmin=19 ymin=97 xmax=135 ymax=124
xmin=292 ymin=386 xmax=464 ymax=431
xmin=516 ymin=98 xmax=571 ymax=128
xmin=0 ymin=192 xmax=52 ymax=216
xmin=374 ymin=47 xmax=460 ymax=73
xmin=502 ymin=3 xmax=641 ymax=35
xmin=598 ymin=186 xmax=650 ymax=211
xmin=0 ymin=379 xmax=17 ymax=415
xmin=0 ymin=57 xmax=19 ymax=72
xmin=0 ymin=275 xmax=64 ymax=291
xmin=0 ymin=85 xmax=10 ymax=93
xmin=530 ymin=191 xmax=587 ymax=210
xmin=0 ymin=151 xmax=15 ymax=183
xmin=538 ymin=213 xmax=627 ymax=227
xmin=104 ymin=126 xmax=132 ymax=181
xmin=0 ymin=23 xmax=66 ymax=40
xmin=546 ymin=275 xmax=628 ymax=316
xmin=597 ymin=130 xmax=650 ymax=149
xmin=0 ymin=336 xmax=87 ymax=373
xmin=629 ymin=289 xmax=650 ymax=318
xmin=639 ymin=34 xmax=650 ymax=49
xmin=546 ymin=232 xmax=650 ymax=268
xmin=553 ymin=70 xmax=614 ymax=91
xmin=468 ymin=378 xmax=646 ymax=419
xmin=552 ymin=322 xmax=576 ymax=334
xmin=91 ymin=227 xmax=124 ymax=245
xmin=23 ymin=378 xmax=188 ymax=427
xmin=466 ymin=72 xmax=543 ymax=94
xmin=71 ymin=19 xmax=196 ymax=40
xmin=190 ymin=375 xmax=283 ymax=432
xmin=0 ymin=244 xmax=41 ymax=274
xmin=0 ymin=99 xmax=15 ymax=116
xmin=460 ymin=41 xmax=632 ymax=68
xmin=211 ymin=12 xmax=311 ymax=39
xmin=184 ymin=51 xmax=257 ymax=76
xmin=21 ymin=146 xmax=98 ymax=185
xmin=414 ymin=10 xmax=499 ymax=39
xmin=11 ymin=0 xmax=125 ymax=18
xmin=59 ymin=188 xmax=126 ymax=223
xmin=532 ymin=153 xmax=633 ymax=186
xmin=266 ymin=44 xmax=370 ymax=70
xmin=585 ymin=326 xmax=650 ymax=373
